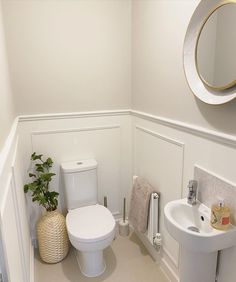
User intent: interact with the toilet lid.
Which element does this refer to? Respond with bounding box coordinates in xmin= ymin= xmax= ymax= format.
xmin=66 ymin=204 xmax=115 ymax=243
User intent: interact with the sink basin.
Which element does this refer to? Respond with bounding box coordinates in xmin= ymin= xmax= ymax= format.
xmin=164 ymin=198 xmax=236 ymax=282
xmin=164 ymin=198 xmax=236 ymax=253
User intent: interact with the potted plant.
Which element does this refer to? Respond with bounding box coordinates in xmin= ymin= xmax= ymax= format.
xmin=24 ymin=152 xmax=69 ymax=263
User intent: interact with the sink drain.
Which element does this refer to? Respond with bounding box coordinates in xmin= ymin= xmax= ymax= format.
xmin=187 ymin=226 xmax=200 ymax=233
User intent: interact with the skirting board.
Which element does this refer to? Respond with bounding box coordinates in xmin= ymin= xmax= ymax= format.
xmin=133 ymin=227 xmax=161 ymax=263
xmin=133 ymin=227 xmax=179 ymax=282
xmin=122 ymin=221 xmax=178 ymax=282
xmin=160 ymin=251 xmax=179 ymax=282
xmin=115 ymin=220 xmax=161 ymax=261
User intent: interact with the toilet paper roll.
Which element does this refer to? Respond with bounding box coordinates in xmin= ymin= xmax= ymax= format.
xmin=119 ymin=220 xmax=130 ymax=237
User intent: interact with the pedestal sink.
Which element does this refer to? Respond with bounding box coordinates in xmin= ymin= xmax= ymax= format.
xmin=164 ymin=198 xmax=236 ymax=282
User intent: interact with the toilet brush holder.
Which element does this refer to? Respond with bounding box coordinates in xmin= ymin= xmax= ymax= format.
xmin=119 ymin=219 xmax=129 ymax=236
xmin=119 ymin=197 xmax=130 ymax=236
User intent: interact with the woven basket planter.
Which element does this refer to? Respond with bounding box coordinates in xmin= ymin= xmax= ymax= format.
xmin=37 ymin=210 xmax=69 ymax=263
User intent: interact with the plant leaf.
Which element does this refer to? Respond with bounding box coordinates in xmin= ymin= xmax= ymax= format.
xmin=46 ymin=158 xmax=53 ymax=167
xmin=24 ymin=184 xmax=29 ymax=193
xmin=41 ymin=173 xmax=56 ymax=182
xmin=36 ymin=166 xmax=44 ymax=173
xmin=31 ymin=153 xmax=43 ymax=161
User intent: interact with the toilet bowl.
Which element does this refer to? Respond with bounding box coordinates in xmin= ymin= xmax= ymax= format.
xmin=66 ymin=204 xmax=116 ymax=277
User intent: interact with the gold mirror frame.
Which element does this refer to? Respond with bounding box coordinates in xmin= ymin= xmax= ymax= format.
xmin=195 ymin=1 xmax=236 ymax=91
xmin=183 ymin=0 xmax=236 ymax=105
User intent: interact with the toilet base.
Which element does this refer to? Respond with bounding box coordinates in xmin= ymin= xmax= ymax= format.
xmin=75 ymin=249 xmax=106 ymax=277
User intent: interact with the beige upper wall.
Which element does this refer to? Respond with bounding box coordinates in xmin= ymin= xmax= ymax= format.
xmin=2 ymin=0 xmax=236 ymax=135
xmin=132 ymin=0 xmax=236 ymax=135
xmin=2 ymin=0 xmax=131 ymax=115
xmin=0 ymin=1 xmax=15 ymax=151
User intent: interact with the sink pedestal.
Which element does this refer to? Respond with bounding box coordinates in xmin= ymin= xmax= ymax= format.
xmin=179 ymin=247 xmax=217 ymax=282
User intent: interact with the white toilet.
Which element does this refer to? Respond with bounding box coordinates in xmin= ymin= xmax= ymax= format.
xmin=61 ymin=159 xmax=116 ymax=277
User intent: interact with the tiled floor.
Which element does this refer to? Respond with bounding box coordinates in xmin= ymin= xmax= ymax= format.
xmin=35 ymin=231 xmax=168 ymax=282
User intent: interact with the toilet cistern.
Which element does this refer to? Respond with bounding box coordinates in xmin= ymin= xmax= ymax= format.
xmin=187 ymin=180 xmax=198 ymax=205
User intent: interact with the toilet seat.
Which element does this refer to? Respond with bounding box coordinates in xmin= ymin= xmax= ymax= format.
xmin=66 ymin=204 xmax=115 ymax=243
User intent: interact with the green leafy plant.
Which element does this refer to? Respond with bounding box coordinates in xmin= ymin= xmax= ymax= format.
xmin=24 ymin=152 xmax=59 ymax=212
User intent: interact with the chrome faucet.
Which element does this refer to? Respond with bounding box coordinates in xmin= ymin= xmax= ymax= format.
xmin=187 ymin=180 xmax=198 ymax=205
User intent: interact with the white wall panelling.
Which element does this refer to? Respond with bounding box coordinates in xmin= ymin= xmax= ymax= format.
xmin=132 ymin=110 xmax=236 ymax=148
xmin=18 ymin=112 xmax=133 ymax=242
xmin=31 ymin=125 xmax=121 ymax=215
xmin=1 ymin=110 xmax=236 ymax=282
xmin=0 ymin=175 xmax=25 ymax=282
xmin=0 ymin=120 xmax=33 ymax=282
xmin=11 ymin=138 xmax=32 ymax=282
xmin=132 ymin=112 xmax=236 ymax=282
xmin=133 ymin=123 xmax=184 ymax=271
xmin=0 ymin=117 xmax=19 ymax=243
xmin=0 ymin=119 xmax=19 ymax=281
xmin=19 ymin=109 xmax=131 ymax=122
xmin=0 ymin=118 xmax=18 ymax=194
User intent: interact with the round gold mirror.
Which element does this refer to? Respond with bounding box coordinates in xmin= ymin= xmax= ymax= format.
xmin=196 ymin=3 xmax=236 ymax=91
xmin=183 ymin=0 xmax=236 ymax=105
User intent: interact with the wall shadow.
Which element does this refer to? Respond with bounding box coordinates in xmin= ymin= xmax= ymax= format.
xmin=195 ymin=96 xmax=236 ymax=135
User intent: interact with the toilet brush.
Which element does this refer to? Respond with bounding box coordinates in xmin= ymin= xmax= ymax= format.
xmin=119 ymin=198 xmax=130 ymax=236
xmin=104 ymin=196 xmax=107 ymax=208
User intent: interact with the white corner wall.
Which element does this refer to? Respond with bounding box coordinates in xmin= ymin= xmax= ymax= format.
xmin=131 ymin=1 xmax=236 ymax=281
xmin=131 ymin=0 xmax=236 ymax=135
xmin=2 ymin=0 xmax=131 ymax=115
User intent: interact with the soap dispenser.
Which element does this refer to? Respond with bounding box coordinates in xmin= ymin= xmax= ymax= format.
xmin=211 ymin=199 xmax=231 ymax=230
